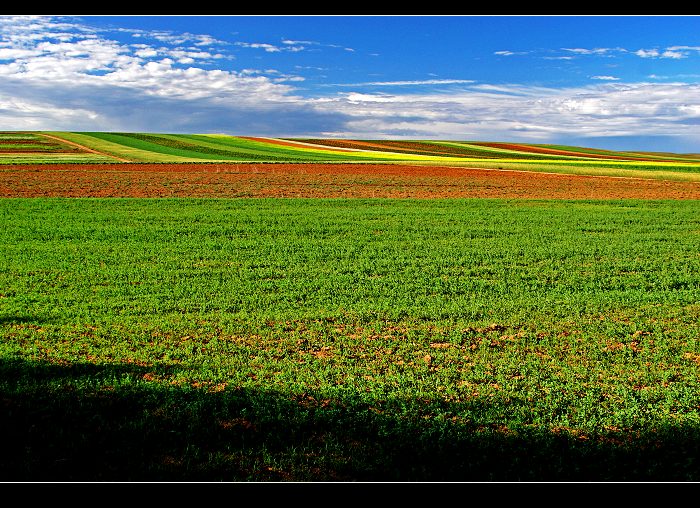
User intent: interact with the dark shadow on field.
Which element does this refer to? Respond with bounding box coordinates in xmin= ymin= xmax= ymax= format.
xmin=0 ymin=315 xmax=45 ymax=325
xmin=2 ymin=356 xmax=700 ymax=482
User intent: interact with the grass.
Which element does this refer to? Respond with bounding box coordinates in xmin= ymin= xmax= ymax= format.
xmin=2 ymin=197 xmax=700 ymax=480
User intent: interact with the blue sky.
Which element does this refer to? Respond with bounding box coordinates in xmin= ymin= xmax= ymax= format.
xmin=1 ymin=15 xmax=700 ymax=151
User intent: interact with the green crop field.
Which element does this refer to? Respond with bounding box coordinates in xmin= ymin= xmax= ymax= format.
xmin=3 ymin=198 xmax=700 ymax=481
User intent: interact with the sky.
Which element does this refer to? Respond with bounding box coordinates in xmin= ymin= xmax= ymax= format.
xmin=1 ymin=15 xmax=700 ymax=152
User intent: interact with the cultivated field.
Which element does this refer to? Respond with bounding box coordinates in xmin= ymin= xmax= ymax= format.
xmin=2 ymin=131 xmax=700 ymax=481
xmin=3 ymin=163 xmax=700 ymax=200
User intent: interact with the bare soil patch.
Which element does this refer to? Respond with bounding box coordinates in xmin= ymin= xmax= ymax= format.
xmin=2 ymin=163 xmax=700 ymax=199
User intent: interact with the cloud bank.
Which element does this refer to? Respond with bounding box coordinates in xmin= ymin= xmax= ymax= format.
xmin=1 ymin=16 xmax=699 ymax=151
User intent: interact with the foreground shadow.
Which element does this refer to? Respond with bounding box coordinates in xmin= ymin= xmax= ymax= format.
xmin=1 ymin=356 xmax=699 ymax=481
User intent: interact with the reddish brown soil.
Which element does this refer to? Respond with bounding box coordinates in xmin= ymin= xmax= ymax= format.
xmin=2 ymin=163 xmax=700 ymax=199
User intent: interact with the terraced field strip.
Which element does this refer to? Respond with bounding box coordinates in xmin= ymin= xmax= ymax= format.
xmin=538 ymin=144 xmax=700 ymax=162
xmin=3 ymin=133 xmax=700 ymax=177
xmin=238 ymin=136 xmax=447 ymax=161
xmin=293 ymin=139 xmax=556 ymax=160
xmin=38 ymin=133 xmax=132 ymax=162
xmin=185 ymin=135 xmax=377 ymax=161
xmin=0 ymin=132 xmax=77 ymax=153
xmin=470 ymin=142 xmax=657 ymax=161
xmin=46 ymin=132 xmax=210 ymax=163
xmin=437 ymin=141 xmax=603 ymax=160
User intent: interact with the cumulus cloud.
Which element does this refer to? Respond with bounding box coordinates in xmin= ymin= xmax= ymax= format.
xmin=0 ymin=16 xmax=327 ymax=132
xmin=636 ymin=49 xmax=659 ymax=58
xmin=635 ymin=47 xmax=692 ymax=59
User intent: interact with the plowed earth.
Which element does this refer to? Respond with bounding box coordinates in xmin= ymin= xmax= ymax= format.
xmin=2 ymin=163 xmax=700 ymax=199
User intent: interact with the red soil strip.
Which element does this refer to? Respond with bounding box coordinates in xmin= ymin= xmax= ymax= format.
xmin=473 ymin=142 xmax=656 ymax=161
xmin=2 ymin=163 xmax=700 ymax=199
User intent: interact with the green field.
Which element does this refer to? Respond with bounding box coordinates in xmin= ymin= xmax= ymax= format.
xmin=3 ymin=132 xmax=700 ymax=183
xmin=3 ymin=198 xmax=700 ymax=480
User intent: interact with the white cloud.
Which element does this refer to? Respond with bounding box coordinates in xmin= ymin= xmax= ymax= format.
xmin=118 ymin=28 xmax=226 ymax=47
xmin=661 ymin=50 xmax=686 ymax=59
xmin=494 ymin=50 xmax=529 ymax=56
xmin=134 ymin=48 xmax=158 ymax=58
xmin=331 ymin=79 xmax=475 ymax=87
xmin=636 ymin=49 xmax=660 ymax=58
xmin=636 ymin=47 xmax=691 ymax=59
xmin=295 ymin=65 xmax=327 ymax=71
xmin=235 ymin=42 xmax=283 ymax=52
xmin=235 ymin=39 xmax=326 ymax=53
xmin=562 ymin=47 xmax=620 ymax=55
xmin=591 ymin=75 xmax=620 ymax=81
xmin=282 ymin=39 xmax=313 ymax=45
xmin=280 ymin=39 xmax=354 ymax=52
xmin=0 ymin=48 xmax=43 ymax=60
xmin=0 ymin=92 xmax=100 ymax=130
xmin=0 ymin=16 xmax=303 ymax=113
xmin=309 ymin=82 xmax=700 ymax=142
xmin=666 ymin=45 xmax=700 ymax=52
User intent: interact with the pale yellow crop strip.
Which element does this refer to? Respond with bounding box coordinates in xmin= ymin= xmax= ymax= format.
xmin=233 ymin=137 xmax=486 ymax=162
xmin=48 ymin=132 xmax=202 ymax=162
xmin=428 ymin=160 xmax=700 ymax=182
xmin=435 ymin=141 xmax=612 ymax=160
